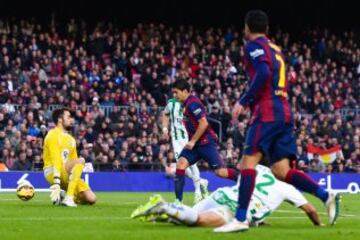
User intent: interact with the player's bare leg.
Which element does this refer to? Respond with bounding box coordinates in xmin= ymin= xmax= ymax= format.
xmin=213 ymin=167 xmax=239 ymax=181
xmin=270 ymin=158 xmax=291 ymax=180
xmin=213 ymin=168 xmax=229 ymax=178
xmin=196 ymin=211 xmax=227 ymax=227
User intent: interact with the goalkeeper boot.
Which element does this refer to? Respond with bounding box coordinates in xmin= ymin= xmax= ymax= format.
xmin=61 ymin=196 xmax=77 ymax=207
xmin=325 ymin=192 xmax=340 ymax=225
xmin=131 ymin=194 xmax=164 ymax=219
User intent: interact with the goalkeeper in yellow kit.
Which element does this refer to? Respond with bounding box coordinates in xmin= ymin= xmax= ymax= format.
xmin=43 ymin=108 xmax=96 ymax=207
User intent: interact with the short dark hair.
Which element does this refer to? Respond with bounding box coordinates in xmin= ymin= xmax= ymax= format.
xmin=172 ymin=79 xmax=191 ymax=91
xmin=52 ymin=108 xmax=70 ymax=124
xmin=245 ymin=10 xmax=268 ymax=34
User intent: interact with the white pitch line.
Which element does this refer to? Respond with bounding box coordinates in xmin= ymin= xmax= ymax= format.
xmin=276 ymin=209 xmax=357 ymax=217
xmin=269 ymin=216 xmax=360 ymax=219
xmin=0 ymin=199 xmax=49 ymax=202
xmin=0 ymin=216 xmax=130 ymax=221
xmin=275 ymin=210 xmax=304 ymax=214
xmin=269 ymin=216 xmax=313 ymax=219
xmin=0 ymin=199 xmax=140 ymax=205
xmin=3 ymin=199 xmax=357 ymax=218
xmin=1 ymin=216 xmax=358 ymax=222
xmin=96 ymin=201 xmax=141 ymax=205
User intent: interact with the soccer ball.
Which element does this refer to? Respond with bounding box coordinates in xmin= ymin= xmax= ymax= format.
xmin=16 ymin=180 xmax=35 ymax=201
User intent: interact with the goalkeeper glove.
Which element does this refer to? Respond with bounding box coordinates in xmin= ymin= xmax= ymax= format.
xmin=50 ymin=176 xmax=61 ymax=205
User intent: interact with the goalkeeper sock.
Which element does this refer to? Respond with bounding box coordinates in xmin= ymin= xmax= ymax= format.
xmin=235 ymin=169 xmax=256 ymax=222
xmin=188 ymin=165 xmax=201 ymax=193
xmin=162 ymin=202 xmax=198 ymax=225
xmin=285 ymin=169 xmax=329 ymax=203
xmin=175 ymin=169 xmax=185 ymax=201
xmin=66 ymin=163 xmax=84 ymax=198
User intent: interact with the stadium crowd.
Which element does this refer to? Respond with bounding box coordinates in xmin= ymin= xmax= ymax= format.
xmin=0 ymin=19 xmax=359 ymax=173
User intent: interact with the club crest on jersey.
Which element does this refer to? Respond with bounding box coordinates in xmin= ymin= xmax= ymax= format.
xmin=62 ymin=150 xmax=69 ymax=161
xmin=250 ymin=49 xmax=265 ymax=59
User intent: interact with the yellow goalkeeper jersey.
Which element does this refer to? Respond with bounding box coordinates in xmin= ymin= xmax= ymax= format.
xmin=43 ymin=127 xmax=78 ymax=176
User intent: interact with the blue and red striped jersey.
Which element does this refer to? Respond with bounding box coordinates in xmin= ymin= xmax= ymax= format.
xmin=183 ymin=95 xmax=218 ymax=145
xmin=240 ymin=36 xmax=293 ymax=123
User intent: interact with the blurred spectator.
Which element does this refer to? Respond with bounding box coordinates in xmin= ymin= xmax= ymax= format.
xmin=297 ymin=160 xmax=308 ymax=172
xmin=112 ymin=160 xmax=124 ymax=172
xmin=0 ymin=19 xmax=358 ymax=172
xmin=308 ymin=154 xmax=325 ymax=173
xmin=11 ymin=151 xmax=32 ymax=171
xmin=332 ymin=153 xmax=345 ymax=173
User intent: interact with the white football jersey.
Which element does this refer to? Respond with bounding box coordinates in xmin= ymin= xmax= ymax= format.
xmin=164 ymin=98 xmax=188 ymax=142
xmin=210 ymin=165 xmax=308 ymax=215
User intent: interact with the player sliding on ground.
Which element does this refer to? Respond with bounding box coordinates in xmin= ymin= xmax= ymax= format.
xmin=43 ymin=108 xmax=96 ymax=207
xmin=161 ymin=98 xmax=209 ymax=204
xmin=131 ymin=165 xmax=322 ymax=227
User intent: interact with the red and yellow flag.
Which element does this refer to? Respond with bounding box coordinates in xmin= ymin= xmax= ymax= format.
xmin=307 ymin=144 xmax=343 ymax=164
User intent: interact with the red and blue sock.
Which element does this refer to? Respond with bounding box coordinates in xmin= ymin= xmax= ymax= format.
xmin=235 ymin=169 xmax=256 ymax=222
xmin=175 ymin=169 xmax=186 ymax=201
xmin=226 ymin=168 xmax=240 ymax=181
xmin=285 ymin=169 xmax=329 ymax=203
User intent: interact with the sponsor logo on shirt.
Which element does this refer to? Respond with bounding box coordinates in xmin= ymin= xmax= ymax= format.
xmin=193 ymin=108 xmax=202 ymax=115
xmin=250 ymin=49 xmax=265 ymax=59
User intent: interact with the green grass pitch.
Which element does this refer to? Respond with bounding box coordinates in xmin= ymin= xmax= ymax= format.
xmin=0 ymin=192 xmax=359 ymax=240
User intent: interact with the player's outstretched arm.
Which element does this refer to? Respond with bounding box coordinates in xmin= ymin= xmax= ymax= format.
xmin=280 ymin=181 xmax=323 ymax=226
xmin=300 ymin=203 xmax=322 ymax=226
